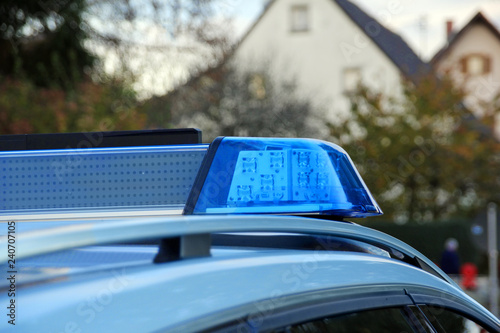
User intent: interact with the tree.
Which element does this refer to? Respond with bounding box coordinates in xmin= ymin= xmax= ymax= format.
xmin=328 ymin=75 xmax=500 ymax=223
xmin=0 ymin=0 xmax=234 ymax=135
xmin=0 ymin=0 xmax=94 ymax=88
xmin=84 ymin=0 xmax=233 ymax=97
xmin=0 ymin=0 xmax=231 ymax=93
xmin=0 ymin=76 xmax=146 ymax=134
xmin=160 ymin=64 xmax=323 ymax=142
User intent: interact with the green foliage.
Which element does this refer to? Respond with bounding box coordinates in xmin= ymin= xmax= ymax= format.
xmin=0 ymin=0 xmax=94 ymax=89
xmin=0 ymin=1 xmax=150 ymax=135
xmin=0 ymin=76 xmax=146 ymax=135
xmin=329 ymin=75 xmax=500 ymax=222
xmin=0 ymin=0 xmax=235 ymax=134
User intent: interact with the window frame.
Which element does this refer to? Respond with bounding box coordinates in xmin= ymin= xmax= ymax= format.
xmin=209 ymin=290 xmax=417 ymax=333
xmin=459 ymin=54 xmax=491 ymax=76
xmin=411 ymin=293 xmax=499 ymax=333
xmin=205 ymin=289 xmax=497 ymax=333
xmin=290 ymin=5 xmax=309 ymax=33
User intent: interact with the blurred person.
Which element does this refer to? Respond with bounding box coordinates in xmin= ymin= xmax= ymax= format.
xmin=440 ymin=238 xmax=461 ymax=275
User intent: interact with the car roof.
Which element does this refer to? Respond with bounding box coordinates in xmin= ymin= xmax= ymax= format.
xmin=3 ymin=247 xmax=476 ymax=332
xmin=2 ymin=215 xmax=499 ymax=332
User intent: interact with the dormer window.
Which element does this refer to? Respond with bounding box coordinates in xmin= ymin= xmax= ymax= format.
xmin=460 ymin=54 xmax=491 ymax=76
xmin=290 ymin=5 xmax=309 ymax=32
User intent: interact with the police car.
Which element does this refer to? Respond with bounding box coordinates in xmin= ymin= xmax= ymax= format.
xmin=0 ymin=129 xmax=498 ymax=332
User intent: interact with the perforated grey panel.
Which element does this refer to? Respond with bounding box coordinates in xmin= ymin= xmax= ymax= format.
xmin=1 ymin=146 xmax=207 ymax=213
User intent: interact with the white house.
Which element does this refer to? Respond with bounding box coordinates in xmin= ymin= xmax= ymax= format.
xmin=431 ymin=12 xmax=500 ymax=137
xmin=231 ymin=0 xmax=427 ymax=122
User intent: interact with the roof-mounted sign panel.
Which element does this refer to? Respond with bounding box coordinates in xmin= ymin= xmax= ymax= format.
xmin=0 ymin=145 xmax=208 ymax=216
xmin=0 ymin=129 xmax=206 ymax=218
xmin=184 ymin=137 xmax=382 ymax=218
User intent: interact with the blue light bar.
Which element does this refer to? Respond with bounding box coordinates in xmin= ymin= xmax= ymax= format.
xmin=184 ymin=137 xmax=382 ymax=217
xmin=1 ymin=145 xmax=207 ymax=215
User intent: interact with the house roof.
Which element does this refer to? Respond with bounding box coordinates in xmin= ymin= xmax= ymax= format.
xmin=235 ymin=0 xmax=428 ymax=82
xmin=431 ymin=12 xmax=500 ymax=65
xmin=334 ymin=0 xmax=429 ymax=80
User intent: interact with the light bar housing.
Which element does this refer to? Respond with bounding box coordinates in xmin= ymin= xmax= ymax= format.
xmin=1 ymin=145 xmax=207 ymax=215
xmin=184 ymin=137 xmax=382 ymax=217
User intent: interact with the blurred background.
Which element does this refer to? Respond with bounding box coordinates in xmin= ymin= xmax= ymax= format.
xmin=1 ymin=0 xmax=499 ymax=311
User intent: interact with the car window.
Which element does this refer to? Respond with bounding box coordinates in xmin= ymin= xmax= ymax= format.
xmin=419 ymin=305 xmax=488 ymax=333
xmin=269 ymin=307 xmax=420 ymax=333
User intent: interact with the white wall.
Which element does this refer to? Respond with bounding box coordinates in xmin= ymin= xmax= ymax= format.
xmin=232 ymin=0 xmax=404 ymax=123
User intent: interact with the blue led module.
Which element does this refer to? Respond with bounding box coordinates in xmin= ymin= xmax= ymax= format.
xmin=184 ymin=137 xmax=382 ymax=217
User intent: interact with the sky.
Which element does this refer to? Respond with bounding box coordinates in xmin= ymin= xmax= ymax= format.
xmin=226 ymin=0 xmax=500 ymax=60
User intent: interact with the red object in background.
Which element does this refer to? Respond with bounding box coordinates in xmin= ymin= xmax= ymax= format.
xmin=461 ymin=263 xmax=478 ymax=290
